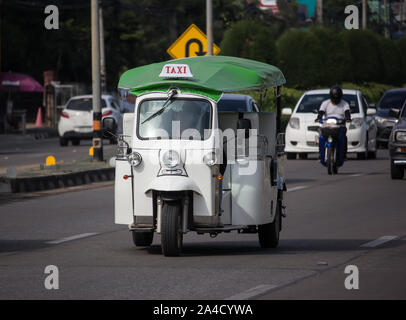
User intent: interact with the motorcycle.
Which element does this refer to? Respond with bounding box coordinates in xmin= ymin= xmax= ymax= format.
xmin=318 ymin=117 xmax=346 ymax=175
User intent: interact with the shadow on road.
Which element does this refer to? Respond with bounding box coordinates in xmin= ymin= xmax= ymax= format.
xmin=141 ymin=238 xmax=405 ymax=257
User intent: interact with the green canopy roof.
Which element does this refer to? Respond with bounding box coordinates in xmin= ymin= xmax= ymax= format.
xmin=118 ymin=56 xmax=286 ymax=101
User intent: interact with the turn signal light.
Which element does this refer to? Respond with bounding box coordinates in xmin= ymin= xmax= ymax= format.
xmin=217 ymin=174 xmax=223 ymax=181
xmin=123 ymin=175 xmax=130 ymax=180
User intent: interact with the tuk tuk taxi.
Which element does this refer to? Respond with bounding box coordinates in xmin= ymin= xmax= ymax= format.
xmin=104 ymin=56 xmax=287 ymax=256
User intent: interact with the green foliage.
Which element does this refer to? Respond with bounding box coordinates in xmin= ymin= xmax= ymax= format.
xmin=220 ymin=20 xmax=278 ymax=64
xmin=276 ymin=29 xmax=323 ymax=88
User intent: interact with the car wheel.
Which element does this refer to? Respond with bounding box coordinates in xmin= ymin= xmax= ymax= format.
xmin=59 ymin=137 xmax=68 ymax=147
xmin=258 ymin=203 xmax=281 ymax=248
xmin=72 ymin=139 xmax=80 ymax=146
xmin=287 ymin=153 xmax=297 ymax=160
xmin=299 ymin=153 xmax=308 ymax=160
xmin=368 ymin=150 xmax=377 ymax=159
xmin=391 ymin=160 xmax=404 ymax=180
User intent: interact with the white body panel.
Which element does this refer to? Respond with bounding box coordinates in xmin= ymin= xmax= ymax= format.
xmin=114 ymin=159 xmax=133 ymax=225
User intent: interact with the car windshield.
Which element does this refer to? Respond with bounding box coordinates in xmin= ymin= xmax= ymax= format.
xmin=401 ymin=104 xmax=406 ymax=118
xmin=138 ymin=99 xmax=211 ymax=140
xmin=378 ymin=91 xmax=406 ymax=110
xmin=218 ymin=98 xmax=250 ymax=112
xmin=296 ymin=94 xmax=359 ymax=114
xmin=66 ymin=98 xmax=106 ymax=111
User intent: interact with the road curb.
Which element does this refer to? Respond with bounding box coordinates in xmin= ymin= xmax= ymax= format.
xmin=0 ymin=168 xmax=115 ymax=193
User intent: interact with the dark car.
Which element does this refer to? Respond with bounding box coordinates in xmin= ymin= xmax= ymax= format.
xmin=388 ymin=101 xmax=406 ymax=179
xmin=217 ymin=94 xmax=259 ymax=113
xmin=375 ymin=89 xmax=406 ymax=148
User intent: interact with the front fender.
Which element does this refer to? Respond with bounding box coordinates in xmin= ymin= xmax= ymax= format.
xmin=145 ymin=176 xmax=202 ymax=195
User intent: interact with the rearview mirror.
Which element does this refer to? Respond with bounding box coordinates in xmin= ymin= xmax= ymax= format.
xmin=102 ymin=117 xmax=117 ymax=138
xmin=282 ymin=108 xmax=292 ymax=116
xmin=367 ymin=108 xmax=376 ymax=116
xmin=369 ymin=103 xmax=376 ymax=109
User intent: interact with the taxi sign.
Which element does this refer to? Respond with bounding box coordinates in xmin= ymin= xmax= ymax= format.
xmin=167 ymin=24 xmax=220 ymax=59
xmin=159 ymin=64 xmax=194 ymax=78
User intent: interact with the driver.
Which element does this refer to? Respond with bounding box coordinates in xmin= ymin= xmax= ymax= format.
xmin=316 ymin=85 xmax=352 ymax=158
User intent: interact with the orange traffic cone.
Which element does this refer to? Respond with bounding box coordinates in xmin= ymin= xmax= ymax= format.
xmin=35 ymin=107 xmax=43 ymax=127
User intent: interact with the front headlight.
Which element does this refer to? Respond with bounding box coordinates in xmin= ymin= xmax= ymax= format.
xmin=162 ymin=150 xmax=180 ymax=168
xmin=349 ymin=118 xmax=362 ymax=130
xmin=289 ymin=117 xmax=300 ymax=129
xmin=395 ymin=131 xmax=406 ymax=142
xmin=375 ymin=116 xmax=386 ymax=125
xmin=128 ymin=152 xmax=142 ymax=167
xmin=203 ymin=152 xmax=217 ymax=166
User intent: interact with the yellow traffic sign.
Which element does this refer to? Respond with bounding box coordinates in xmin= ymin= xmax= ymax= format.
xmin=167 ymin=24 xmax=220 ymax=59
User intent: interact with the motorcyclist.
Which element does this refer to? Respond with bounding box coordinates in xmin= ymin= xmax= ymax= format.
xmin=316 ymin=85 xmax=352 ymax=158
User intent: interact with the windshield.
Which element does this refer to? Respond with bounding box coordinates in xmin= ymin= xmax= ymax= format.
xmin=378 ymin=91 xmax=406 ymax=110
xmin=66 ymin=98 xmax=106 ymax=111
xmin=296 ymin=94 xmax=359 ymax=114
xmin=138 ymin=99 xmax=212 ymax=140
xmin=218 ymin=98 xmax=250 ymax=112
xmin=401 ymin=103 xmax=406 ymax=118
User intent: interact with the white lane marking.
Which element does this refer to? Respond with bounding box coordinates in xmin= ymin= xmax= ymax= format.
xmin=350 ymin=173 xmax=366 ymax=177
xmin=224 ymin=285 xmax=278 ymax=300
xmin=287 ymin=186 xmax=308 ymax=193
xmin=360 ymin=236 xmax=398 ymax=248
xmin=46 ymin=233 xmax=99 ymax=245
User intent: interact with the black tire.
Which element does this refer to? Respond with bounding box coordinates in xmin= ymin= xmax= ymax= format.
xmin=327 ymin=147 xmax=333 ymax=175
xmin=258 ymin=204 xmax=281 ymax=248
xmin=391 ymin=161 xmax=404 ymax=180
xmin=161 ymin=202 xmax=183 ymax=257
xmin=72 ymin=139 xmax=80 ymax=146
xmin=368 ymin=150 xmax=377 ymax=159
xmin=357 ymin=152 xmax=367 ymax=160
xmin=59 ymin=137 xmax=68 ymax=147
xmin=287 ymin=153 xmax=297 ymax=160
xmin=299 ymin=153 xmax=308 ymax=160
xmin=132 ymin=230 xmax=153 ymax=247
xmin=109 ymin=137 xmax=117 ymax=145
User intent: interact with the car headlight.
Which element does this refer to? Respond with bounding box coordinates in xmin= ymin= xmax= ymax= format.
xmin=203 ymin=152 xmax=217 ymax=166
xmin=375 ymin=116 xmax=386 ymax=125
xmin=349 ymin=118 xmax=362 ymax=130
xmin=289 ymin=117 xmax=300 ymax=129
xmin=395 ymin=131 xmax=406 ymax=142
xmin=128 ymin=152 xmax=142 ymax=167
xmin=162 ymin=150 xmax=180 ymax=168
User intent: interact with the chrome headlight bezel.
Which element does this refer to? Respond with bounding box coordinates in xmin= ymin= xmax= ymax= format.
xmin=162 ymin=149 xmax=180 ymax=168
xmin=128 ymin=152 xmax=142 ymax=167
xmin=374 ymin=116 xmax=386 ymax=125
xmin=349 ymin=117 xmax=362 ymax=130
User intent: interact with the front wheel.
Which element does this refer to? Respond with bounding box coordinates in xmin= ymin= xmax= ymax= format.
xmin=161 ymin=202 xmax=183 ymax=256
xmin=327 ymin=146 xmax=334 ymax=175
xmin=59 ymin=137 xmax=68 ymax=147
xmin=258 ymin=204 xmax=281 ymax=248
xmin=287 ymin=153 xmax=297 ymax=160
xmin=132 ymin=230 xmax=153 ymax=247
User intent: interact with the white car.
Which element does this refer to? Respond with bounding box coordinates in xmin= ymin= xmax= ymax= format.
xmin=283 ymin=89 xmax=378 ymax=160
xmin=58 ymin=94 xmax=123 ymax=146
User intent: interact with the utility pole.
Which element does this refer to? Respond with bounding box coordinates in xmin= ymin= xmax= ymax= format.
xmin=316 ymin=0 xmax=323 ymax=25
xmin=384 ymin=0 xmax=390 ymax=38
xmin=99 ymin=4 xmax=106 ymax=93
xmin=91 ymin=0 xmax=103 ymax=161
xmin=206 ymin=0 xmax=213 ymax=56
xmin=362 ymin=0 xmax=367 ymax=29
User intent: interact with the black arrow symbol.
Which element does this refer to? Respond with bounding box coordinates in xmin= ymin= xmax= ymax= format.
xmin=185 ymin=38 xmax=206 ymax=57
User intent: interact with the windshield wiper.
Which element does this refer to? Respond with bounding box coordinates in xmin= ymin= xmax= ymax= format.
xmin=141 ymin=89 xmax=177 ymax=124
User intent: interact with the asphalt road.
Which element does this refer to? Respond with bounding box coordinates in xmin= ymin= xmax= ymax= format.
xmin=0 ymin=135 xmax=116 ymax=172
xmin=0 ymin=150 xmax=405 ymax=300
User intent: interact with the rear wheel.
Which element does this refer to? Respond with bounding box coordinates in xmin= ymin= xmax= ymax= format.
xmin=287 ymin=153 xmax=297 ymax=160
xmin=72 ymin=139 xmax=80 ymax=146
xmin=161 ymin=202 xmax=183 ymax=256
xmin=391 ymin=160 xmax=404 ymax=180
xmin=299 ymin=153 xmax=308 ymax=160
xmin=258 ymin=203 xmax=281 ymax=248
xmin=59 ymin=137 xmax=68 ymax=147
xmin=132 ymin=230 xmax=153 ymax=247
